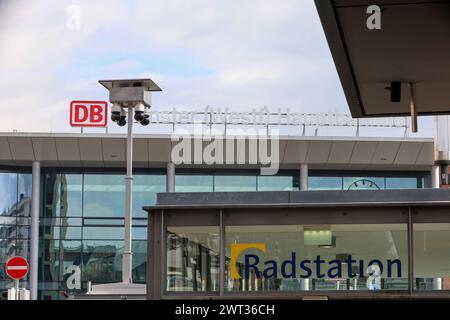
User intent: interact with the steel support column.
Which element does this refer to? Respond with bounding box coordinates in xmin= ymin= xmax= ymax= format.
xmin=30 ymin=160 xmax=40 ymax=300
xmin=300 ymin=163 xmax=308 ymax=191
xmin=166 ymin=162 xmax=175 ymax=192
xmin=407 ymin=207 xmax=414 ymax=296
xmin=123 ymin=110 xmax=134 ymax=283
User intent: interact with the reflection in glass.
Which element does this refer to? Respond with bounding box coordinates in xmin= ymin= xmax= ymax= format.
xmin=308 ymin=177 xmax=342 ymax=190
xmin=60 ymin=175 xmax=82 ymax=217
xmin=39 ymin=239 xmax=59 ymax=282
xmin=175 ymin=175 xmax=213 ymax=192
xmin=133 ymin=175 xmax=166 ymax=217
xmin=0 ymin=173 xmax=17 ymax=216
xmin=132 ymin=240 xmax=147 ymax=283
xmin=17 ymin=173 xmax=32 ymax=217
xmin=83 ymin=175 xmax=125 ymax=217
xmin=214 ymin=176 xmax=257 ymax=192
xmin=166 ymin=226 xmax=220 ymax=292
xmin=82 ymin=240 xmax=122 ymax=283
xmin=257 ymin=176 xmax=297 ymax=191
xmin=386 ymin=177 xmax=421 ymax=189
xmin=225 ymin=224 xmax=408 ymax=292
xmin=414 ymin=224 xmax=450 ymax=290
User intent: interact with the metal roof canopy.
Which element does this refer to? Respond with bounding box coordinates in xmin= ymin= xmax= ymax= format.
xmin=315 ymin=0 xmax=450 ymax=118
xmin=99 ymin=78 xmax=162 ymax=91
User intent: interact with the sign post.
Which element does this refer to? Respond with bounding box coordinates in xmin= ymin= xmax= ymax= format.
xmin=5 ymin=256 xmax=29 ymax=300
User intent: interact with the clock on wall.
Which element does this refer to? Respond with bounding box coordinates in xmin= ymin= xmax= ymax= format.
xmin=347 ymin=179 xmax=381 ymax=190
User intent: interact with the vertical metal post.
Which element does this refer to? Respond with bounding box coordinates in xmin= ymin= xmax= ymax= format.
xmin=15 ymin=280 xmax=19 ymax=300
xmin=30 ymin=160 xmax=40 ymax=300
xmin=123 ymin=109 xmax=134 ymax=284
xmin=407 ymin=207 xmax=414 ymax=296
xmin=300 ymin=163 xmax=308 ymax=191
xmin=432 ymin=165 xmax=441 ymax=188
xmin=219 ymin=209 xmax=225 ymax=296
xmin=166 ymin=162 xmax=175 ymax=192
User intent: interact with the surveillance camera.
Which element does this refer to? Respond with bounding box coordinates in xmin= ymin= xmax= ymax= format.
xmin=140 ymin=118 xmax=150 ymax=126
xmin=134 ymin=103 xmax=146 ymax=122
xmin=111 ymin=103 xmax=121 ymax=122
xmin=117 ymin=116 xmax=127 ymax=126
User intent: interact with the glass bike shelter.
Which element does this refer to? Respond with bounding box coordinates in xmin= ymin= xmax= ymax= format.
xmin=145 ymin=189 xmax=450 ymax=299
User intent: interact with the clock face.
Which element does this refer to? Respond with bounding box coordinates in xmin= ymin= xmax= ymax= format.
xmin=347 ymin=179 xmax=381 ymax=190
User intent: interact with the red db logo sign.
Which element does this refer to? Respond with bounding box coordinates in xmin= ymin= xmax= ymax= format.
xmin=70 ymin=101 xmax=108 ymax=127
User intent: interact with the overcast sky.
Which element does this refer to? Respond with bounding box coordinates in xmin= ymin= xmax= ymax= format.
xmin=0 ymin=0 xmax=433 ymax=136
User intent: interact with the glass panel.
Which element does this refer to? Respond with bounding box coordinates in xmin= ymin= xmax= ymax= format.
xmin=16 ymin=226 xmax=29 ymax=239
xmin=43 ymin=174 xmax=61 ymax=218
xmin=175 ymin=175 xmax=213 ymax=192
xmin=59 ymin=226 xmax=82 ymax=240
xmin=133 ymin=175 xmax=166 ymax=218
xmin=225 ymin=224 xmax=408 ymax=292
xmin=40 ymin=225 xmax=60 ymax=239
xmin=60 ymin=240 xmax=82 ymax=293
xmin=214 ymin=176 xmax=257 ymax=192
xmin=257 ymin=176 xmax=297 ymax=191
xmin=0 ymin=225 xmax=15 ymax=238
xmin=344 ymin=177 xmax=385 ymax=190
xmin=308 ymin=177 xmax=342 ymax=190
xmin=133 ymin=227 xmax=147 ymax=240
xmin=82 ymin=240 xmax=122 ymax=283
xmin=414 ymin=223 xmax=450 ymax=290
xmin=82 ymin=227 xmax=124 ymax=240
xmin=60 ymin=174 xmax=82 ymax=217
xmin=83 ymin=218 xmax=123 ymax=226
xmin=0 ymin=239 xmax=15 ymax=263
xmin=39 ymin=239 xmax=59 ymax=282
xmin=166 ymin=226 xmax=220 ymax=292
xmin=132 ymin=240 xmax=147 ymax=283
xmin=16 ymin=240 xmax=29 ymax=262
xmin=0 ymin=173 xmax=17 ymax=216
xmin=386 ymin=177 xmax=419 ymax=189
xmin=17 ymin=173 xmax=32 ymax=217
xmin=83 ymin=175 xmax=125 ymax=217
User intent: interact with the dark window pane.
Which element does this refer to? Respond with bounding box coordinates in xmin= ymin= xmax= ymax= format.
xmin=0 ymin=225 xmax=16 ymax=238
xmin=82 ymin=240 xmax=122 ymax=283
xmin=132 ymin=240 xmax=147 ymax=283
xmin=39 ymin=239 xmax=59 ymax=282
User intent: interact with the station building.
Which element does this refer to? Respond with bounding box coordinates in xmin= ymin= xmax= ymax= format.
xmin=1 ymin=131 xmax=448 ymax=299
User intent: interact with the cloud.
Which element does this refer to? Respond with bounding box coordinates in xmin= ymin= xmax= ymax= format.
xmin=0 ymin=0 xmax=432 ymax=137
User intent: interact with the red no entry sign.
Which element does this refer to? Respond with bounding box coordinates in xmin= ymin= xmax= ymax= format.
xmin=5 ymin=256 xmax=29 ymax=280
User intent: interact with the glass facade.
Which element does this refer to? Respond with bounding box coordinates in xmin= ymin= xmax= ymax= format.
xmin=0 ymin=168 xmax=432 ymax=299
xmin=0 ymin=172 xmax=31 ymax=292
xmin=38 ymin=172 xmax=165 ymax=300
xmin=166 ymin=226 xmax=220 ymax=292
xmin=225 ymin=224 xmax=407 ymax=292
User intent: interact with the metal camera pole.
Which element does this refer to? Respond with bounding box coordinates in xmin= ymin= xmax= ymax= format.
xmin=99 ymin=79 xmax=162 ymax=285
xmin=123 ymin=107 xmax=134 ymax=284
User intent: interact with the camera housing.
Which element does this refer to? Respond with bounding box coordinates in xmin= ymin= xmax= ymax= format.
xmin=134 ymin=103 xmax=146 ymax=122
